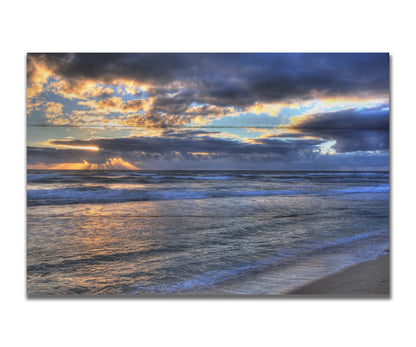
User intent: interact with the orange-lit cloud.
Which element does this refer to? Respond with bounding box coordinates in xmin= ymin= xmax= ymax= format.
xmin=44 ymin=102 xmax=63 ymax=119
xmin=77 ymin=97 xmax=146 ymax=114
xmin=27 ymin=59 xmax=54 ymax=99
xmin=113 ymin=79 xmax=149 ymax=94
xmin=48 ymin=79 xmax=116 ymax=100
xmin=44 ymin=76 xmax=149 ymax=103
xmin=27 ymin=99 xmax=45 ymax=115
xmin=26 ymin=54 xmax=390 ymax=171
xmin=190 ymin=152 xmax=214 ymax=156
xmin=247 ymin=101 xmax=302 ymax=116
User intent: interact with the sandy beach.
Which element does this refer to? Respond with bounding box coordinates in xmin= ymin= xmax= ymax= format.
xmin=290 ymin=254 xmax=390 ymax=296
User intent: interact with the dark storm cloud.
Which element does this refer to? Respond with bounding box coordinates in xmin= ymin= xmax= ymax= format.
xmin=277 ymin=106 xmax=390 ymax=153
xmin=290 ymin=105 xmax=389 ymax=129
xmin=28 ymin=53 xmax=389 ymax=108
xmin=324 ymin=129 xmax=389 ymax=153
xmin=28 ymin=129 xmax=327 ymax=165
xmin=27 ymin=146 xmax=105 ymax=164
xmin=26 ymin=53 xmax=390 ymax=170
xmin=50 ymin=134 xmax=324 ymax=156
xmin=151 ymin=90 xmax=198 ymax=115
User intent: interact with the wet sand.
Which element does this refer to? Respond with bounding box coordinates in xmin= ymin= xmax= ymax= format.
xmin=290 ymin=254 xmax=389 ymax=296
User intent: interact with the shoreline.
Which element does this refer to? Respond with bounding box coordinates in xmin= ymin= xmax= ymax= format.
xmin=197 ymin=238 xmax=389 ymax=296
xmin=289 ymin=254 xmax=389 ymax=296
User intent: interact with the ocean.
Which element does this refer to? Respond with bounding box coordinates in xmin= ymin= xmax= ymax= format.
xmin=27 ymin=170 xmax=389 ymax=295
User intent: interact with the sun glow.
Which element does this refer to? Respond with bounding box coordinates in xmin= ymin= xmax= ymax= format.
xmin=27 ymin=158 xmax=139 ymax=170
xmin=50 ymin=144 xmax=100 ymax=151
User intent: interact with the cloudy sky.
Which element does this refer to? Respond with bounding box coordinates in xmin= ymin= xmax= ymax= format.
xmin=27 ymin=53 xmax=389 ymax=170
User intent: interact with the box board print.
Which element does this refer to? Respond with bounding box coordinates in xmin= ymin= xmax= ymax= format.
xmin=27 ymin=53 xmax=389 ymax=296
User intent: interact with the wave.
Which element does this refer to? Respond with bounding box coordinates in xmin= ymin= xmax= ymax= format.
xmin=330 ymin=186 xmax=389 ymax=194
xmin=27 ymin=171 xmax=389 ymax=186
xmin=27 ymin=187 xmax=301 ymax=205
xmin=177 ymin=175 xmax=231 ymax=180
xmin=27 ymin=184 xmax=389 ymax=206
xmin=27 ymin=173 xmax=75 ymax=181
xmin=132 ymin=229 xmax=387 ymax=294
xmin=143 ymin=175 xmax=232 ymax=180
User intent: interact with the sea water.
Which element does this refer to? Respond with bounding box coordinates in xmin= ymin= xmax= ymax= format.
xmin=27 ymin=170 xmax=389 ymax=295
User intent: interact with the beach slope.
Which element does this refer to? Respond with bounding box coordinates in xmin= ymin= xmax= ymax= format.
xmin=290 ymin=254 xmax=389 ymax=296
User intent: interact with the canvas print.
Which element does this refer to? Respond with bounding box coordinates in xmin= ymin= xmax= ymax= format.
xmin=27 ymin=53 xmax=389 ymax=296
